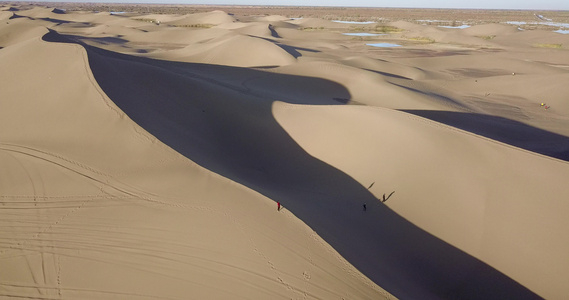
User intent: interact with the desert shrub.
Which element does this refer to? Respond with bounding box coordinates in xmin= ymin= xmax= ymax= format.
xmin=349 ymin=24 xmax=402 ymax=33
xmin=534 ymin=43 xmax=562 ymax=48
xmin=406 ymin=36 xmax=435 ymax=43
xmin=171 ymin=23 xmax=214 ymax=28
xmin=132 ymin=18 xmax=156 ymax=23
xmin=299 ymin=26 xmax=325 ymax=31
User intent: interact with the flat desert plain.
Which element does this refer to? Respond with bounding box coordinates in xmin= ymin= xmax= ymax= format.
xmin=1 ymin=4 xmax=569 ymax=300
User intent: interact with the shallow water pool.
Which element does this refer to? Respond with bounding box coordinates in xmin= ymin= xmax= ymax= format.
xmin=333 ymin=20 xmax=376 ymax=24
xmin=366 ymin=43 xmax=401 ymax=47
xmin=506 ymin=21 xmax=569 ymax=28
xmin=438 ymin=25 xmax=471 ymax=29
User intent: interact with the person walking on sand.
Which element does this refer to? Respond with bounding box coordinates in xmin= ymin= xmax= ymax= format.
xmin=277 ymin=202 xmax=281 ymax=211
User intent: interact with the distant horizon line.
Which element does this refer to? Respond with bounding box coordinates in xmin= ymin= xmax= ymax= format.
xmin=6 ymin=1 xmax=569 ymax=11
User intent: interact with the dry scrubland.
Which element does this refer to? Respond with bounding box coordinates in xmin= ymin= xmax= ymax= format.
xmin=1 ymin=3 xmax=569 ymax=300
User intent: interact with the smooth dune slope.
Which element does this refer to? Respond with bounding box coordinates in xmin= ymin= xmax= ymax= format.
xmin=178 ymin=33 xmax=297 ymax=66
xmin=43 ymin=28 xmax=541 ymax=300
xmin=0 ymin=19 xmax=50 ymax=47
xmin=273 ymin=102 xmax=569 ymax=300
xmin=0 ymin=11 xmax=12 ymax=20
xmin=165 ymin=10 xmax=236 ymax=26
xmin=2 ymin=5 xmax=569 ymax=300
xmin=462 ymin=23 xmax=521 ymax=36
xmin=389 ymin=20 xmax=487 ymax=45
xmin=0 ymin=30 xmax=392 ymax=300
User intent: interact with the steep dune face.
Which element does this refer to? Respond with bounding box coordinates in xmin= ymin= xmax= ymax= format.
xmin=143 ymin=31 xmax=297 ymax=66
xmin=3 ymin=6 xmax=569 ymax=300
xmin=229 ymin=22 xmax=278 ymax=39
xmin=259 ymin=61 xmax=467 ymax=111
xmin=0 ymin=11 xmax=12 ymax=20
xmin=40 ymin=29 xmax=540 ymax=299
xmin=273 ymin=103 xmax=569 ymax=300
xmin=6 ymin=6 xmax=52 ymax=18
xmin=0 ymin=20 xmax=49 ymax=47
xmin=47 ymin=12 xmax=297 ymax=67
xmin=0 ymin=33 xmax=392 ymax=300
xmin=341 ymin=56 xmax=427 ymax=80
xmin=187 ymin=34 xmax=297 ymax=66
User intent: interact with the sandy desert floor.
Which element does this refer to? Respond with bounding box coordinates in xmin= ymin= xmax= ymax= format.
xmin=1 ymin=4 xmax=569 ymax=300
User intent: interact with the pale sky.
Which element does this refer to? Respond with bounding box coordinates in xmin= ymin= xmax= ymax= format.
xmin=24 ymin=0 xmax=569 ymax=10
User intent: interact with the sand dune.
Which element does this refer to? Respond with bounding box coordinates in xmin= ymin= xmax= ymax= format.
xmin=0 ymin=19 xmax=49 ymax=47
xmin=496 ymin=30 xmax=569 ymax=49
xmin=463 ymin=23 xmax=521 ymax=36
xmin=6 ymin=6 xmax=52 ymax=18
xmin=253 ymin=15 xmax=291 ymax=22
xmin=390 ymin=20 xmax=493 ymax=45
xmin=273 ymin=103 xmax=569 ymax=300
xmin=289 ymin=17 xmax=350 ymax=29
xmin=227 ymin=20 xmax=300 ymax=39
xmin=164 ymin=10 xmax=236 ymax=26
xmin=257 ymin=61 xmax=467 ymax=110
xmin=66 ymin=33 xmax=537 ymax=299
xmin=131 ymin=13 xmax=188 ymax=23
xmin=341 ymin=55 xmax=428 ymax=80
xmin=151 ymin=32 xmax=297 ymax=66
xmin=229 ymin=22 xmax=279 ymax=39
xmin=0 ymin=11 xmax=12 ymax=20
xmin=0 ymin=30 xmax=391 ymax=300
xmin=2 ymin=5 xmax=569 ymax=300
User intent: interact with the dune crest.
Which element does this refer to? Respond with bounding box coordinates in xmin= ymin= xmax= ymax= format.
xmin=0 ymin=33 xmax=393 ymax=300
xmin=0 ymin=11 xmax=12 ymax=20
xmin=463 ymin=23 xmax=521 ymax=36
xmin=164 ymin=32 xmax=297 ymax=66
xmin=273 ymin=102 xmax=569 ymax=300
xmin=165 ymin=10 xmax=236 ymax=26
xmin=3 ymin=5 xmax=569 ymax=300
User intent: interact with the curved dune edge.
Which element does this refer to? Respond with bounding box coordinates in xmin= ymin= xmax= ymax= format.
xmin=273 ymin=102 xmax=569 ymax=300
xmin=3 ymin=5 xmax=569 ymax=300
xmin=0 ymin=36 xmax=393 ymax=299
xmin=177 ymin=33 xmax=297 ymax=67
xmin=47 ymin=32 xmax=543 ymax=300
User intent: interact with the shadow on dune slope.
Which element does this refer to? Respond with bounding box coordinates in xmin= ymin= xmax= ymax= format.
xmin=404 ymin=110 xmax=569 ymax=161
xmin=43 ymin=30 xmax=541 ymax=300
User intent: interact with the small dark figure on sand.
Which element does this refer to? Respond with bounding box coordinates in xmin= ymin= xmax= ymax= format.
xmin=363 ymin=203 xmax=367 ymax=211
xmin=277 ymin=202 xmax=281 ymax=211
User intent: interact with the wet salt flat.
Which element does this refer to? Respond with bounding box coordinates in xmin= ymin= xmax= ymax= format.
xmin=506 ymin=21 xmax=569 ymax=33
xmin=506 ymin=21 xmax=527 ymax=25
xmin=439 ymin=25 xmax=471 ymax=29
xmin=548 ymin=22 xmax=569 ymax=28
xmin=536 ymin=14 xmax=553 ymax=21
xmin=367 ymin=43 xmax=401 ymax=47
xmin=506 ymin=21 xmax=569 ymax=28
xmin=343 ymin=33 xmax=386 ymax=36
xmin=333 ymin=20 xmax=376 ymax=24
